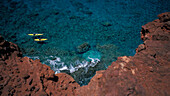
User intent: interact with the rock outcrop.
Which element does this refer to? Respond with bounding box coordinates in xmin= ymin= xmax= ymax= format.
xmin=0 ymin=12 xmax=170 ymax=96
xmin=75 ymin=12 xmax=170 ymax=96
xmin=77 ymin=42 xmax=90 ymax=53
xmin=0 ymin=36 xmax=80 ymax=96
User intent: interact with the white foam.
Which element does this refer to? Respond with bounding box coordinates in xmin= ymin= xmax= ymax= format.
xmin=56 ymin=57 xmax=61 ymax=62
xmin=88 ymin=56 xmax=94 ymax=63
xmin=87 ymin=56 xmax=100 ymax=67
xmin=55 ymin=71 xmax=59 ymax=74
xmin=43 ymin=55 xmax=101 ymax=74
xmin=26 ymin=56 xmax=40 ymax=60
xmin=59 ymin=65 xmax=68 ymax=71
xmin=70 ymin=65 xmax=76 ymax=73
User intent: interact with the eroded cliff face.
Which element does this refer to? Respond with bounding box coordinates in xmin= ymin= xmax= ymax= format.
xmin=0 ymin=12 xmax=170 ymax=96
xmin=0 ymin=36 xmax=80 ymax=96
xmin=75 ymin=12 xmax=170 ymax=96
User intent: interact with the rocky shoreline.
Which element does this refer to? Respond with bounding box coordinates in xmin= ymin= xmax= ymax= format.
xmin=0 ymin=12 xmax=170 ymax=96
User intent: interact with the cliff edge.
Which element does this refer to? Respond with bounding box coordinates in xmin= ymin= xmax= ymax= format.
xmin=0 ymin=12 xmax=170 ymax=96
xmin=75 ymin=12 xmax=170 ymax=96
xmin=0 ymin=37 xmax=80 ymax=96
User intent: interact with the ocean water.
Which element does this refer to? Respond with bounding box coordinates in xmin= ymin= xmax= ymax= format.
xmin=0 ymin=0 xmax=169 ymax=86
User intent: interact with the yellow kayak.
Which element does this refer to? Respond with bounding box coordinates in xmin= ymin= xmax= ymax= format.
xmin=34 ymin=38 xmax=48 ymax=41
xmin=28 ymin=34 xmax=43 ymax=36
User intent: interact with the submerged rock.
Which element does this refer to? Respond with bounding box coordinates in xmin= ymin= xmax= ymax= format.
xmin=101 ymin=21 xmax=112 ymax=27
xmin=77 ymin=42 xmax=90 ymax=53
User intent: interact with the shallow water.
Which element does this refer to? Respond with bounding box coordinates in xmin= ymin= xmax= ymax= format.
xmin=0 ymin=0 xmax=169 ymax=86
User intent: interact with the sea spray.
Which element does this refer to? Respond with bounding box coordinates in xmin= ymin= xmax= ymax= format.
xmin=42 ymin=55 xmax=100 ymax=74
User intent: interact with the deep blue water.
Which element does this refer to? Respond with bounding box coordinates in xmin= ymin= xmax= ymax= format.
xmin=0 ymin=0 xmax=169 ymax=86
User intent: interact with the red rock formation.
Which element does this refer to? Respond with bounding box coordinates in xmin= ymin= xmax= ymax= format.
xmin=0 ymin=36 xmax=22 ymax=61
xmin=75 ymin=12 xmax=170 ymax=96
xmin=0 ymin=36 xmax=80 ymax=96
xmin=0 ymin=12 xmax=170 ymax=96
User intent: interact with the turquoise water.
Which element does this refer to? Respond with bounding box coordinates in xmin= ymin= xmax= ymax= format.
xmin=0 ymin=0 xmax=169 ymax=85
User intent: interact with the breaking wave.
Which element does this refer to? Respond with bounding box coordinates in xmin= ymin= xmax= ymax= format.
xmin=43 ymin=55 xmax=100 ymax=74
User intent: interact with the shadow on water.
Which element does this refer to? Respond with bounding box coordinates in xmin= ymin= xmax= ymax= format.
xmin=37 ymin=41 xmax=47 ymax=44
xmin=32 ymin=36 xmax=48 ymax=44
